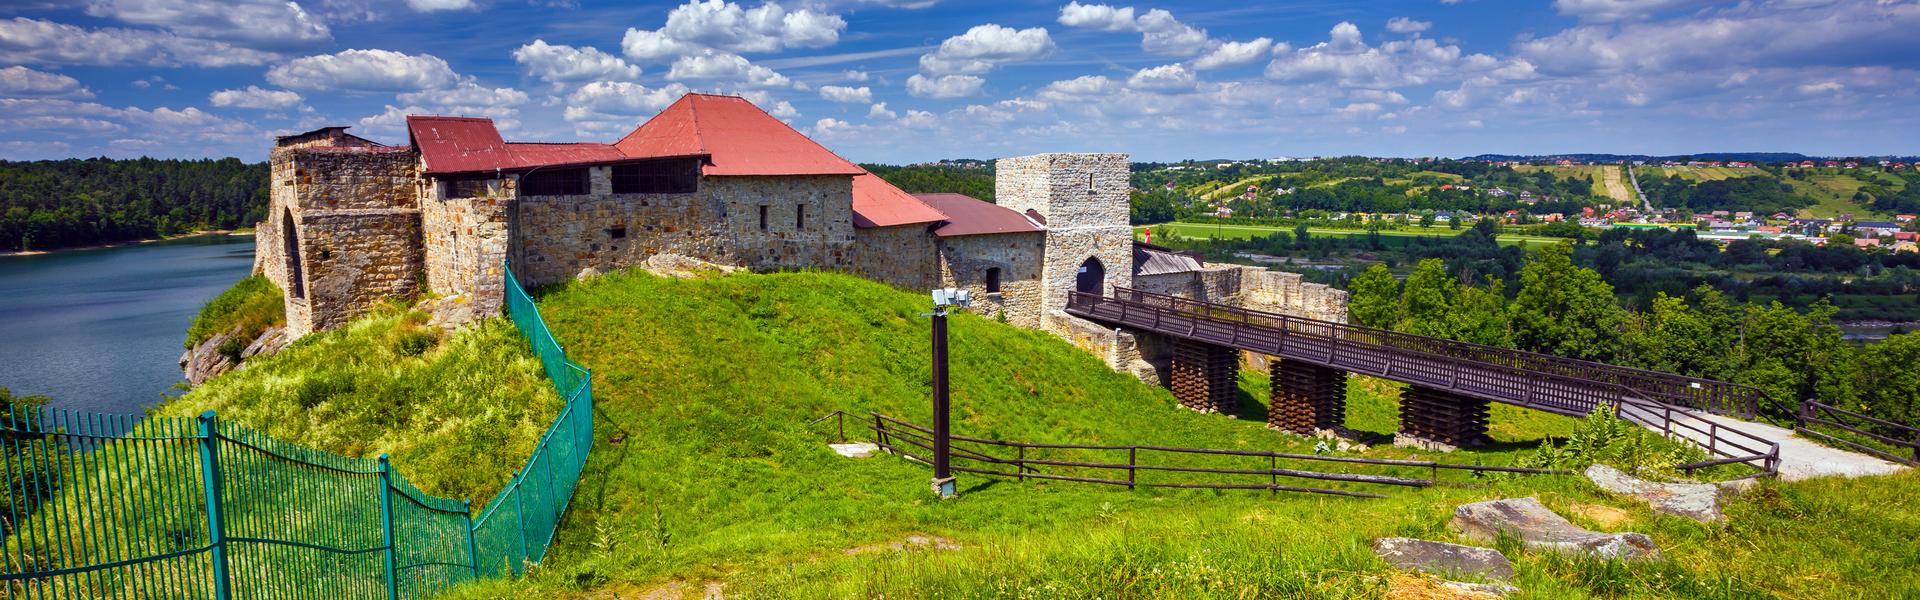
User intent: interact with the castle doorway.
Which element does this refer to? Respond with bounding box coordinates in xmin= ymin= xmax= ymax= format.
xmin=1075 ymin=256 xmax=1104 ymax=296
xmin=283 ymin=208 xmax=305 ymax=299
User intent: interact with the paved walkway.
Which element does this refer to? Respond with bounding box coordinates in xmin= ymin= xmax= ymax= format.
xmin=1652 ymin=411 xmax=1909 ymax=481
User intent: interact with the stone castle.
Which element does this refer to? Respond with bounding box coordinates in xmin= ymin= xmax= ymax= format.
xmin=256 ymin=92 xmax=1343 ymax=377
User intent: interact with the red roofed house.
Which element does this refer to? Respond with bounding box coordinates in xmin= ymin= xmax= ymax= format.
xmin=256 ymin=93 xmax=1149 ymax=337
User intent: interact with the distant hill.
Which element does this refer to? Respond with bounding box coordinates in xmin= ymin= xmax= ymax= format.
xmin=1464 ymin=153 xmax=1920 ymax=164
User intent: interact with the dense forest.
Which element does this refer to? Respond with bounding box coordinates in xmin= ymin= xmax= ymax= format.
xmin=1639 ymin=175 xmax=1812 ymax=214
xmin=0 ymin=158 xmax=268 ymax=252
xmin=860 ymin=161 xmax=996 ymax=201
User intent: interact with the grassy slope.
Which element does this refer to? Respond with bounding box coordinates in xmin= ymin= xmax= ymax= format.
xmin=439 ymin=270 xmax=1919 ymax=600
xmin=183 ymin=274 xmax=285 ymax=351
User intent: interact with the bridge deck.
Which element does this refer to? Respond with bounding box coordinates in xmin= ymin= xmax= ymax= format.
xmin=1065 ymin=287 xmax=1767 ymax=419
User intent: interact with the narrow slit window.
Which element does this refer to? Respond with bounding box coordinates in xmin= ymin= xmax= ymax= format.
xmin=985 ymin=267 xmax=1002 ymax=293
xmin=796 ymin=204 xmax=806 ymax=230
xmin=759 ymin=205 xmax=770 ymax=231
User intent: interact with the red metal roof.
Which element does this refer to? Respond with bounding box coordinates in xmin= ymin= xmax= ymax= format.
xmin=408 ymin=116 xmax=692 ymax=175
xmin=852 ymin=174 xmax=946 ymax=228
xmin=914 ymin=193 xmax=1046 ymax=237
xmin=615 ymin=93 xmax=865 ymax=176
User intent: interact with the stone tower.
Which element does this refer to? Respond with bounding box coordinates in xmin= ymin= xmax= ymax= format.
xmin=994 ymin=153 xmax=1133 ymax=317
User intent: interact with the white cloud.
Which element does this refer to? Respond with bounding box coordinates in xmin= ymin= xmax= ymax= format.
xmin=842 ymin=70 xmax=869 ymax=82
xmin=1385 ymin=17 xmax=1431 ymax=34
xmin=918 ymin=24 xmax=1055 ymax=75
xmin=734 ymin=90 xmax=798 ymax=119
xmin=812 ymin=117 xmax=853 ymax=136
xmin=209 ymin=86 xmax=302 ymax=109
xmin=0 ymin=66 xmax=91 ymax=97
xmin=867 ymin=102 xmax=896 ymax=119
xmin=1136 ymin=9 xmax=1210 ymax=56
xmin=1335 ymin=102 xmax=1383 ymax=116
xmin=406 ymin=0 xmax=476 ymax=11
xmin=83 ymin=0 xmax=330 ymax=48
xmin=818 ymin=85 xmax=872 ymax=103
xmin=667 ymin=50 xmax=791 ymax=88
xmin=267 ymin=49 xmax=460 ymax=92
xmin=514 ymin=40 xmax=642 ymax=86
xmin=621 ymin=0 xmax=845 ymax=61
xmin=0 ymin=17 xmax=279 ymax=67
xmin=906 ymin=73 xmax=984 ymax=98
xmin=563 ymin=80 xmax=692 ymax=135
xmin=1265 ymin=22 xmax=1484 ymax=89
xmin=1347 ymin=89 xmax=1408 ymax=104
xmin=1516 ymin=0 xmax=1920 ymax=77
xmin=1191 ymin=38 xmax=1272 ymax=70
xmin=1057 ymin=2 xmax=1136 ymax=31
xmin=1553 ymin=0 xmax=1715 ymax=22
xmin=899 ymin=110 xmax=937 ymax=128
xmin=1127 ymin=64 xmax=1196 ymax=91
xmin=1037 ymin=75 xmax=1115 ymax=100
xmin=1799 ymin=81 xmax=1843 ymax=94
xmin=398 ymin=82 xmax=529 ymax=109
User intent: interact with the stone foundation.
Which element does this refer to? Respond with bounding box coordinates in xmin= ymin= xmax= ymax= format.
xmin=1398 ymin=386 xmax=1491 ymax=449
xmin=1268 ymin=360 xmax=1347 ymax=434
xmin=1170 ymin=338 xmax=1239 ymax=413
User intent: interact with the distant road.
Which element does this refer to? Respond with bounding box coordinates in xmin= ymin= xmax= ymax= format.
xmin=1625 ymin=163 xmax=1652 ymax=211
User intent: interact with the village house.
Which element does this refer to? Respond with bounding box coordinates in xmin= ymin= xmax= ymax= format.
xmin=1854 ymin=220 xmax=1902 ymax=238
xmin=255 ymin=92 xmax=1345 ymax=360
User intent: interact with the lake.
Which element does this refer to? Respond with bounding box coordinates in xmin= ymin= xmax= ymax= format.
xmin=0 ymin=234 xmax=256 ymax=415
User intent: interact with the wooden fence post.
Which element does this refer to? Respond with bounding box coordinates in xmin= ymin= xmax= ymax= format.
xmin=378 ymin=454 xmax=399 ymax=600
xmin=196 ymin=412 xmax=233 ymax=600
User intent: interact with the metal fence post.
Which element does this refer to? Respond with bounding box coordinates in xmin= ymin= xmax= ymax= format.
xmin=464 ymin=500 xmax=480 ymax=579
xmin=378 ymin=454 xmax=399 ymax=600
xmin=196 ymin=412 xmax=233 ymax=600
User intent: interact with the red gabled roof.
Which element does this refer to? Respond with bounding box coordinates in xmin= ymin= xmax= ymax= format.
xmin=408 ymin=116 xmax=698 ymax=175
xmin=914 ymin=193 xmax=1046 ymax=237
xmin=852 ymin=174 xmax=946 ymax=228
xmin=615 ymin=93 xmax=865 ymax=176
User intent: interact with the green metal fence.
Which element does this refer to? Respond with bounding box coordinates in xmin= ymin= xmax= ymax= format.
xmin=0 ymin=262 xmax=592 ymax=598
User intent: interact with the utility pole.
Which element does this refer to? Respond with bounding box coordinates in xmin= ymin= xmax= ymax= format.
xmin=927 ymin=287 xmax=969 ymax=498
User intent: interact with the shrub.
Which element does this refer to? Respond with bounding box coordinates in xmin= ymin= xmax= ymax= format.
xmin=1517 ymin=407 xmax=1709 ymax=479
xmin=184 ymin=276 xmax=285 ymax=349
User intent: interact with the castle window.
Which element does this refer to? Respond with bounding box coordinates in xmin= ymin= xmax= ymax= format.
xmin=985 ymin=267 xmax=1002 ymax=293
xmin=612 ymin=158 xmax=699 ymax=194
xmin=796 ymin=204 xmax=807 ymax=230
xmin=609 ymin=226 xmax=627 ymax=239
xmin=521 ymin=168 xmax=589 ymax=196
xmin=759 ymin=205 xmax=770 ymax=231
xmin=1087 ymin=173 xmax=1095 ymax=192
xmin=445 ymin=178 xmax=487 ymax=198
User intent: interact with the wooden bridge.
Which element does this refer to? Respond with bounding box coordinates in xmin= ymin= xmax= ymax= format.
xmin=1065 ymin=287 xmax=1782 ymax=475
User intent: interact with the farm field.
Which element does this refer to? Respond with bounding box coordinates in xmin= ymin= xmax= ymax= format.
xmin=1641 ymin=166 xmax=1748 ymax=182
xmin=1142 ymin=221 xmax=1567 ymax=249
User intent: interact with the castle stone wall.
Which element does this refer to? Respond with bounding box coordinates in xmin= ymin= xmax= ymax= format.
xmin=297 ymin=210 xmax=423 ymax=333
xmin=260 ymin=147 xmax=422 ymax=337
xmin=995 ymin=153 xmax=1134 ymax=320
xmin=423 ymin=176 xmax=513 ymax=317
xmin=851 ymin=223 xmax=940 ymax=290
xmin=936 ymin=232 xmax=1046 ymax=328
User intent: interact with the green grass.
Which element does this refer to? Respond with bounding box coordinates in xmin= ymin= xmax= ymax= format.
xmin=421 ymin=269 xmax=1920 ymax=600
xmin=1143 ymin=221 xmax=1566 ymax=249
xmin=183 ymin=275 xmax=285 ymax=354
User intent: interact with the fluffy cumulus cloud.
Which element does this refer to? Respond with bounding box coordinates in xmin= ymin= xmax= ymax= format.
xmin=918 ymin=24 xmax=1055 ymax=75
xmin=1056 ymin=1 xmax=1136 ymax=31
xmin=622 ymin=0 xmax=845 ymax=61
xmin=0 ymin=97 xmax=253 ymax=155
xmin=667 ymin=50 xmax=791 ymax=88
xmin=514 ymin=40 xmax=642 ymax=87
xmin=82 ymin=0 xmax=331 ymax=48
xmin=1192 ymin=38 xmax=1275 ymax=70
xmin=1385 ymin=17 xmax=1431 ymax=34
xmin=267 ymin=49 xmax=460 ymax=92
xmin=818 ymin=85 xmax=872 ymax=103
xmin=1264 ymin=22 xmax=1493 ymax=89
xmin=906 ymin=73 xmax=984 ymax=98
xmin=867 ymin=102 xmax=896 ymax=119
xmin=0 ymin=66 xmax=91 ymax=98
xmin=563 ymin=80 xmax=691 ymax=135
xmin=209 ymin=85 xmax=302 ymax=109
xmin=397 ymin=82 xmax=529 ymax=110
xmin=0 ymin=17 xmax=279 ymax=67
xmin=1127 ymin=64 xmax=1196 ymax=91
xmin=1135 ymin=9 xmax=1211 ymax=56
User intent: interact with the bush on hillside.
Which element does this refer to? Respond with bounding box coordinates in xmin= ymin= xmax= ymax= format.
xmin=1517 ymin=408 xmax=1710 ymax=479
xmin=184 ymin=275 xmax=284 ymax=352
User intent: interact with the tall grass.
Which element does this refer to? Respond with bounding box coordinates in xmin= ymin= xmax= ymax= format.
xmin=183 ymin=275 xmax=284 ymax=354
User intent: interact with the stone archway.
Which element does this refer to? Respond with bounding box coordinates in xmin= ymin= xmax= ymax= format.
xmin=283 ymin=208 xmax=305 ymax=299
xmin=1075 ymin=256 xmax=1105 ymax=295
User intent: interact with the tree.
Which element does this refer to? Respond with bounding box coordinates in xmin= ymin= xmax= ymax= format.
xmin=1399 ymin=259 xmax=1457 ymax=338
xmin=1347 ymin=263 xmax=1401 ymax=330
xmin=1509 ymin=243 xmax=1625 ymax=362
xmin=1293 ymin=223 xmax=1311 ymax=249
xmin=1854 ymin=332 xmax=1920 ymax=426
xmin=1446 ymin=277 xmax=1513 ymax=347
xmin=1419 ymin=212 xmax=1437 ymax=228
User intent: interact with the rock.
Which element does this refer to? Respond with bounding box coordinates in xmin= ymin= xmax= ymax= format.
xmin=640 ymin=253 xmax=741 ymax=279
xmin=180 ymin=326 xmax=239 ymax=386
xmin=240 ymin=326 xmax=287 ymax=360
xmin=1452 ymin=497 xmax=1661 ymax=561
xmin=830 ymin=442 xmax=880 ymax=458
xmin=1371 ymin=537 xmax=1515 ymax=581
xmin=1394 ymin=434 xmax=1459 ymax=453
xmin=417 ymin=295 xmax=478 ymax=333
xmin=576 ymin=266 xmax=602 ymax=280
xmin=1584 ymin=464 xmax=1723 ymax=523
xmin=1438 ymin=580 xmax=1520 ymax=598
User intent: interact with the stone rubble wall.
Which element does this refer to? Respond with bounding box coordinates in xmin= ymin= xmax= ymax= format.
xmin=1237 ymin=269 xmax=1348 ymax=323
xmin=423 ymin=176 xmax=512 ymax=321
xmin=260 ymin=147 xmax=423 ymax=338
xmin=850 ymin=223 xmax=940 ymax=291
xmin=512 ymin=174 xmax=856 ymax=287
xmin=935 ymin=232 xmax=1046 ymax=329
xmin=297 ymin=210 xmax=423 ymax=334
xmin=996 ymin=153 xmax=1134 ymax=317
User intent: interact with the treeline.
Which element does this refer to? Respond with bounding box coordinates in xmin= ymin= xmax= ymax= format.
xmin=1348 ymin=246 xmax=1918 ymax=426
xmin=862 ymin=162 xmax=996 ymax=202
xmin=1849 ymin=169 xmax=1920 ymax=214
xmin=0 ymin=158 xmax=268 ymax=252
xmin=1640 ymin=175 xmax=1812 ymax=214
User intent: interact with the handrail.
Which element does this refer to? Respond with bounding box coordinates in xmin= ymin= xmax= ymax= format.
xmin=1795 ymin=400 xmax=1920 ymax=466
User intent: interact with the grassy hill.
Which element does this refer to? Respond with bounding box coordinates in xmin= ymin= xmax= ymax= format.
xmin=427 ymin=269 xmax=1920 ymax=599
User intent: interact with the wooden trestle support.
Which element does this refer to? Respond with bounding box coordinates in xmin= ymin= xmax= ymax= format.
xmin=1398 ymin=386 xmax=1492 ymax=448
xmin=1267 ymin=359 xmax=1347 ymax=434
xmin=1170 ymin=338 xmax=1239 ymax=413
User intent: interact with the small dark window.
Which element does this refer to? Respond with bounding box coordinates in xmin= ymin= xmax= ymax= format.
xmin=318 ymin=250 xmax=331 ymax=261
xmin=611 ymin=158 xmax=699 ymax=194
xmin=521 ymin=168 xmax=589 ymax=196
xmin=796 ymin=204 xmax=806 ymax=230
xmin=1086 ymin=173 xmax=1095 ymax=191
xmin=446 ymin=178 xmax=487 ymax=198
xmin=985 ymin=267 xmax=1002 ymax=293
xmin=759 ymin=205 xmax=769 ymax=231
xmin=609 ymin=226 xmax=627 ymax=239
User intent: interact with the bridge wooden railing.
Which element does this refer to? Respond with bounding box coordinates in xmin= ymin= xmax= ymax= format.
xmin=1067 ymin=287 xmax=1779 ymax=418
xmin=1796 ymin=401 xmax=1920 ymax=466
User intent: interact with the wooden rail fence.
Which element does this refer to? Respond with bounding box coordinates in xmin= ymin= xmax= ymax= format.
xmin=1795 ymin=401 xmax=1920 ymax=466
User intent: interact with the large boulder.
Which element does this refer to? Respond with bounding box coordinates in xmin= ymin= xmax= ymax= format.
xmin=1371 ymin=537 xmax=1515 ymax=581
xmin=180 ymin=327 xmax=238 ymax=386
xmin=1452 ymin=497 xmax=1661 ymax=561
xmin=1584 ymin=464 xmax=1723 ymax=523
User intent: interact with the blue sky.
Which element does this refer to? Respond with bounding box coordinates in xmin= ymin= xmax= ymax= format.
xmin=1 ymin=0 xmax=1915 ymax=163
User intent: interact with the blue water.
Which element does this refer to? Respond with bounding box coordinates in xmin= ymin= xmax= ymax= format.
xmin=0 ymin=235 xmax=257 ymax=415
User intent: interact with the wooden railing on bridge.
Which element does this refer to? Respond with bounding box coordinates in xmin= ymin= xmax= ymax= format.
xmin=1796 ymin=401 xmax=1920 ymax=466
xmin=1066 ymin=287 xmax=1776 ymax=418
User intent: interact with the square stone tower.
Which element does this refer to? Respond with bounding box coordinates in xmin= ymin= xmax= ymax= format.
xmin=994 ymin=153 xmax=1133 ymax=316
